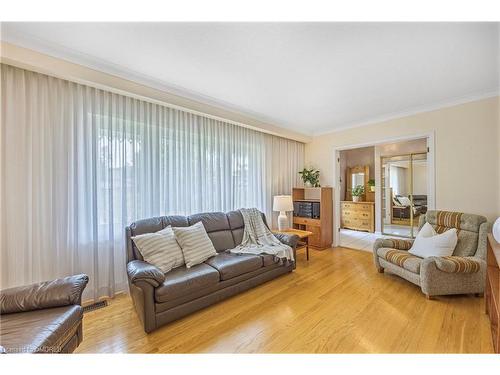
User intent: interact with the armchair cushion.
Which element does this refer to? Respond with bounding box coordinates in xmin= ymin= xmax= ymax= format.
xmin=0 ymin=274 xmax=89 ymax=314
xmin=0 ymin=305 xmax=82 ymax=353
xmin=433 ymin=256 xmax=481 ymax=273
xmin=127 ymin=260 xmax=166 ymax=287
xmin=377 ymin=248 xmax=422 ymax=274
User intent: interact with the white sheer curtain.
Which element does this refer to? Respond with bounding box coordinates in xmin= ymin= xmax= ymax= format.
xmin=0 ymin=64 xmax=304 ymax=301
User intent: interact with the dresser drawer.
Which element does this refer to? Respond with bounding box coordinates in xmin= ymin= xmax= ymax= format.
xmin=359 ymin=204 xmax=373 ymax=211
xmin=341 ymin=202 xmax=373 ymax=212
xmin=342 ymin=202 xmax=355 ymax=210
xmin=342 ymin=210 xmax=372 ymax=219
xmin=293 ymin=217 xmax=321 ymax=227
xmin=342 ymin=217 xmax=371 ymax=227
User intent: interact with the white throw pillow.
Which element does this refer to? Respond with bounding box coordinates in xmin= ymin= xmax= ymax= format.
xmin=132 ymin=226 xmax=184 ymax=273
xmin=408 ymin=222 xmax=458 ymax=258
xmin=172 ymin=221 xmax=217 ymax=268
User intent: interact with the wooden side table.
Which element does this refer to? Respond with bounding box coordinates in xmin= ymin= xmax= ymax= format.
xmin=274 ymin=228 xmax=313 ymax=260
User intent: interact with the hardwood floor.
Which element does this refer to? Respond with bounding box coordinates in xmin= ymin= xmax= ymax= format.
xmin=76 ymin=247 xmax=494 ymax=353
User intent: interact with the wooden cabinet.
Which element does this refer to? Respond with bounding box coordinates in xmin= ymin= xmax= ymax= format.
xmin=292 ymin=187 xmax=333 ymax=250
xmin=341 ymin=201 xmax=375 ymax=233
xmin=486 ymin=234 xmax=500 ymax=353
xmin=306 ymin=225 xmax=321 ymax=248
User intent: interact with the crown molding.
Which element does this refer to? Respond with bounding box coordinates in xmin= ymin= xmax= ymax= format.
xmin=0 ymin=39 xmax=311 ymax=143
xmin=312 ymin=90 xmax=500 ymax=136
xmin=1 ymin=30 xmax=498 ymax=140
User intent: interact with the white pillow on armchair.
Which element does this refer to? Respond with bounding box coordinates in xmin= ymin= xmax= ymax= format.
xmin=408 ymin=222 xmax=458 ymax=258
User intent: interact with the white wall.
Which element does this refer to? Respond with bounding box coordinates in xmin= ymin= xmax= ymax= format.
xmin=306 ymin=97 xmax=500 ymax=222
xmin=413 ymin=164 xmax=428 ymax=196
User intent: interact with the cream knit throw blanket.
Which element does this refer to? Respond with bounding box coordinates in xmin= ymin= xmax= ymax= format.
xmin=229 ymin=208 xmax=294 ymax=261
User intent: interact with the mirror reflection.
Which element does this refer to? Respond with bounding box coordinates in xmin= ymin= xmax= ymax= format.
xmin=352 ymin=173 xmax=365 ymax=188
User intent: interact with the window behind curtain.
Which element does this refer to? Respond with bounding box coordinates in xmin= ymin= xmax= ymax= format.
xmin=0 ymin=64 xmax=304 ymax=301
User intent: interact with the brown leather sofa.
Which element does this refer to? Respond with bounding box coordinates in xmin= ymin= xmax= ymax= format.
xmin=0 ymin=274 xmax=89 ymax=353
xmin=126 ymin=210 xmax=298 ymax=333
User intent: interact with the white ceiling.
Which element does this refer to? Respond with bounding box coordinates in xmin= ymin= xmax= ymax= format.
xmin=1 ymin=22 xmax=499 ymax=135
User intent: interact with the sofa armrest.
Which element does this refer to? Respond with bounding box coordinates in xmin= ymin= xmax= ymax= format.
xmin=274 ymin=233 xmax=299 ymax=249
xmin=0 ymin=274 xmax=89 ymax=314
xmin=127 ymin=260 xmax=165 ymax=288
xmin=432 ymin=256 xmax=483 ymax=274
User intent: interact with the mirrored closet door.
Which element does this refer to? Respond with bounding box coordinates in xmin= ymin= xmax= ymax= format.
xmin=381 ymin=152 xmax=428 ymax=238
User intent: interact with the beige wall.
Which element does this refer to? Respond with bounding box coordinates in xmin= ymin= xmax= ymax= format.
xmin=305 ymin=96 xmax=500 ymax=221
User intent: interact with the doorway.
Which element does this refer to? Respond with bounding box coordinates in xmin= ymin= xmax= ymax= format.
xmin=333 ymin=133 xmax=435 ymax=249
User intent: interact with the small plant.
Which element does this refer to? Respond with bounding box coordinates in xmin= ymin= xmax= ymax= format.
xmin=367 ymin=179 xmax=375 ymax=192
xmin=298 ymin=168 xmax=320 ymax=187
xmin=351 ymin=184 xmax=365 ymax=196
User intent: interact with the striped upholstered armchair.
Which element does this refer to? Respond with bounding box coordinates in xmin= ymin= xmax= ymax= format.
xmin=373 ymin=210 xmax=491 ymax=299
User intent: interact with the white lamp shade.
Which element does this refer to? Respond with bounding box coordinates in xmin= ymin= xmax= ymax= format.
xmin=273 ymin=195 xmax=293 ymax=212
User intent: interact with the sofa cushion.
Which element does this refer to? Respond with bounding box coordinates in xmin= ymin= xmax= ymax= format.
xmin=204 ymin=253 xmax=263 ymax=280
xmin=154 ymin=263 xmax=220 ymax=303
xmin=207 ymin=231 xmax=236 ymax=252
xmin=188 ymin=212 xmax=235 ymax=252
xmin=377 ymin=248 xmax=422 ymax=274
xmin=0 ymin=305 xmax=82 ymax=353
xmin=227 ymin=210 xmax=245 ymax=245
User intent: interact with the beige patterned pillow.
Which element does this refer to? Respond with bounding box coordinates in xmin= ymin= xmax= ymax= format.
xmin=132 ymin=226 xmax=184 ymax=273
xmin=172 ymin=221 xmax=217 ymax=268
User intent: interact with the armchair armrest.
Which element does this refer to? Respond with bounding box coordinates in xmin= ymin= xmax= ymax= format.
xmin=420 ymin=256 xmax=486 ymax=296
xmin=127 ymin=260 xmax=165 ymax=288
xmin=0 ymin=274 xmax=89 ymax=314
xmin=373 ymin=238 xmax=414 ymax=252
xmin=431 ymin=256 xmax=483 ymax=274
xmin=274 ymin=233 xmax=299 ymax=249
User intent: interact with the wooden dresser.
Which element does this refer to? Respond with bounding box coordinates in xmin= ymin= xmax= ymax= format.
xmin=341 ymin=201 xmax=375 ymax=233
xmin=486 ymin=234 xmax=500 ymax=353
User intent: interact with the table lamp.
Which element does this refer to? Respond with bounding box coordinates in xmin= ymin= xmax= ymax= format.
xmin=273 ymin=195 xmax=294 ymax=231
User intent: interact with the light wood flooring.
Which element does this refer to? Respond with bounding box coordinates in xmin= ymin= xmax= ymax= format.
xmin=76 ymin=247 xmax=494 ymax=353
